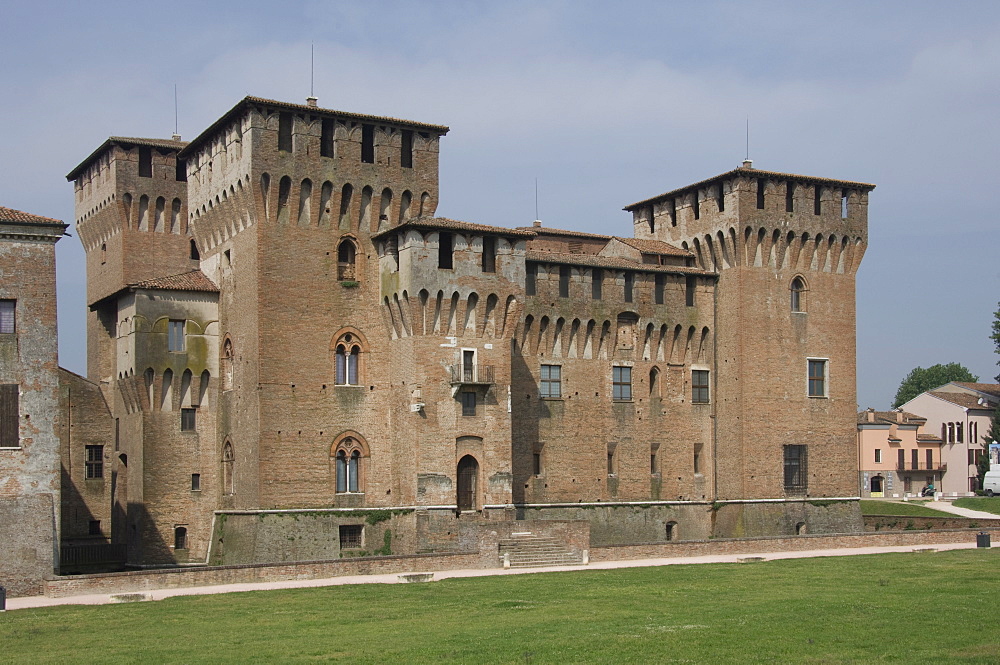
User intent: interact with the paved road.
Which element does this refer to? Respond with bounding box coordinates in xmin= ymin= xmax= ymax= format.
xmin=4 ymin=540 xmax=986 ymax=612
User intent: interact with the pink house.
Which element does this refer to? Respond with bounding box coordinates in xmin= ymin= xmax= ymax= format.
xmin=901 ymin=383 xmax=999 ymax=495
xmin=857 ymin=409 xmax=944 ymax=498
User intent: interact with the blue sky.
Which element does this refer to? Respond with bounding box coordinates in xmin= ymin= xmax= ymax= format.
xmin=2 ymin=0 xmax=998 ymax=408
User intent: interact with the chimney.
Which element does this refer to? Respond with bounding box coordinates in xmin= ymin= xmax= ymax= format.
xmin=895 ymin=411 xmax=904 ymax=423
xmin=866 ymin=409 xmax=875 ymax=423
xmin=306 ymin=96 xmax=318 ymax=108
xmin=533 ymin=220 xmax=542 ymax=227
xmin=741 ymin=159 xmax=753 ymax=169
xmin=172 ymin=134 xmax=182 ymax=142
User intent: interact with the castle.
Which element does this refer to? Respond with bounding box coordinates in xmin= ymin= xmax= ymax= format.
xmin=1 ymin=95 xmax=874 ymax=590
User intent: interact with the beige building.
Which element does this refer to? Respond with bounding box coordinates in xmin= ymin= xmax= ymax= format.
xmin=901 ymin=382 xmax=999 ymax=495
xmin=59 ymin=96 xmax=875 ymax=566
xmin=856 ymin=409 xmax=943 ymax=498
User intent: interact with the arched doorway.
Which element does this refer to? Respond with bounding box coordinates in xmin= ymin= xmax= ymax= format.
xmin=870 ymin=475 xmax=884 ymax=498
xmin=457 ymin=455 xmax=479 ymax=512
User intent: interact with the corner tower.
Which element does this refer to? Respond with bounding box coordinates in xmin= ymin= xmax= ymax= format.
xmin=626 ymin=163 xmax=875 ymax=513
xmin=67 ymin=137 xmax=195 ymax=382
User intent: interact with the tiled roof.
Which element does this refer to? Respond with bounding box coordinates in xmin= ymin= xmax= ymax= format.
xmin=613 ymin=237 xmax=690 ymax=256
xmin=516 ymin=225 xmax=612 ymax=240
xmin=857 ymin=410 xmax=927 ymax=426
xmin=180 ymin=96 xmax=449 ymax=159
xmin=129 ymin=270 xmax=219 ymax=293
xmin=624 ymin=166 xmax=877 ymax=211
xmin=66 ymin=136 xmax=188 ymax=181
xmin=927 ymin=391 xmax=996 ymax=410
xmin=0 ymin=206 xmax=64 ymax=226
xmin=371 ymin=217 xmax=536 ymax=240
xmin=526 ymin=250 xmax=713 ymax=275
xmin=951 ymin=382 xmax=1000 ymax=398
xmin=917 ymin=434 xmax=944 ymax=443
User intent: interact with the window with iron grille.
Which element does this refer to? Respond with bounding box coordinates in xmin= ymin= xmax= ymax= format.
xmin=0 ymin=299 xmax=15 ymax=334
xmin=0 ymin=384 xmax=18 ymax=448
xmin=339 ymin=524 xmax=363 ymax=549
xmin=612 ymin=366 xmax=632 ymax=401
xmin=540 ymin=365 xmax=561 ymax=398
xmin=808 ymin=359 xmax=827 ymax=397
xmin=691 ymin=370 xmax=710 ymax=404
xmin=783 ymin=445 xmax=807 ymax=491
xmin=86 ymin=445 xmax=104 ymax=479
xmin=461 ymin=391 xmax=477 ymax=416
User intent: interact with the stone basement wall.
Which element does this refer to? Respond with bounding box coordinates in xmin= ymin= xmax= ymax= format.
xmin=864 ymin=515 xmax=1000 ymax=531
xmin=42 ymin=551 xmax=480 ymax=598
xmin=40 ymin=526 xmax=998 ymax=599
xmin=589 ymin=528 xmax=1000 ymax=562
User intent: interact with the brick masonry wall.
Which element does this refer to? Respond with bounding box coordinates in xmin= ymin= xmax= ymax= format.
xmin=0 ymin=221 xmax=63 ymax=596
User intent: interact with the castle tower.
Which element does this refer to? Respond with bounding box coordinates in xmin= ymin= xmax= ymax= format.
xmin=626 ymin=163 xmax=874 ymax=522
xmin=178 ymin=96 xmax=449 ymax=514
xmin=68 ymin=140 xmax=217 ymax=565
xmin=67 ymin=137 xmax=195 ymax=382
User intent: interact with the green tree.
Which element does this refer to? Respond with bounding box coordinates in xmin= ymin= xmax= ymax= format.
xmin=892 ymin=363 xmax=979 ymax=409
xmin=978 ymin=407 xmax=1000 ymax=490
xmin=992 ymin=301 xmax=1000 ymax=382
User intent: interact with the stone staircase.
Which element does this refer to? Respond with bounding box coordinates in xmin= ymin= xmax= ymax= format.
xmin=498 ymin=532 xmax=585 ymax=568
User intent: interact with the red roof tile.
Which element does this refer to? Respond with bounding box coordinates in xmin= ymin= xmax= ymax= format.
xmin=0 ymin=206 xmax=64 ymax=226
xmin=613 ymin=237 xmax=690 ymax=256
xmin=371 ymin=217 xmax=536 ymax=240
xmin=525 ymin=250 xmax=713 ymax=275
xmin=129 ymin=270 xmax=219 ymax=293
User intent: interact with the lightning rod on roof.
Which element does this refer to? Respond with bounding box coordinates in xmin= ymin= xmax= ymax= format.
xmin=535 ymin=177 xmax=541 ymax=226
xmin=307 ymin=43 xmax=318 ymax=107
xmin=172 ymin=84 xmax=181 ymax=141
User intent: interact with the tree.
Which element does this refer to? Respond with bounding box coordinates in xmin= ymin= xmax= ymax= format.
xmin=978 ymin=407 xmax=1000 ymax=490
xmin=992 ymin=301 xmax=1000 ymax=382
xmin=891 ymin=363 xmax=979 ymax=409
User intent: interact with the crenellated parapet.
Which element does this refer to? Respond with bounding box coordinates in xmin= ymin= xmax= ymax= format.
xmin=626 ymin=163 xmax=874 ymax=275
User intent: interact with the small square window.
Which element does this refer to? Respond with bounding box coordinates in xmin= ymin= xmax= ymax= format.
xmin=339 ymin=524 xmax=363 ymax=549
xmin=612 ymin=366 xmax=632 ymax=401
xmin=85 ymin=445 xmax=104 ymax=479
xmin=540 ymin=365 xmax=561 ymax=398
xmin=191 ymin=473 xmax=201 ymax=491
xmin=0 ymin=300 xmax=14 ymax=334
xmin=691 ymin=370 xmax=710 ymax=404
xmin=181 ymin=408 xmax=197 ymax=431
xmin=808 ymin=359 xmax=827 ymax=397
xmin=461 ymin=391 xmax=476 ymax=416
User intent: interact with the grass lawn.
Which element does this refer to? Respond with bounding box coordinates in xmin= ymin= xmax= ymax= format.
xmin=859 ymin=499 xmax=953 ymax=517
xmin=955 ymin=497 xmax=1000 ymax=515
xmin=2 ymin=550 xmax=1000 ymax=664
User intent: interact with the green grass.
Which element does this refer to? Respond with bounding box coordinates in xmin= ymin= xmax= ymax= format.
xmin=955 ymin=497 xmax=1000 ymax=515
xmin=860 ymin=499 xmax=953 ymax=516
xmin=3 ymin=551 xmax=1000 ymax=663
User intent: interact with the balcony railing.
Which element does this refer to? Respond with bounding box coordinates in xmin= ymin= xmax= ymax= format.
xmin=896 ymin=462 xmax=946 ymax=472
xmin=449 ymin=364 xmax=495 ymax=385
